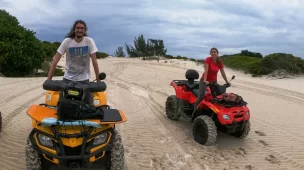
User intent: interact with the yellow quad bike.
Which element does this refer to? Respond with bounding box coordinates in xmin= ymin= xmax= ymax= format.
xmin=25 ymin=72 xmax=127 ymax=170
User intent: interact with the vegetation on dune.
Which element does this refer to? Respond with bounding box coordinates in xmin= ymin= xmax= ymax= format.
xmin=114 ymin=47 xmax=126 ymax=57
xmin=1 ymin=10 xmax=304 ymax=78
xmin=220 ymin=50 xmax=304 ymax=77
xmin=0 ymin=9 xmax=45 ymax=77
xmin=125 ymin=34 xmax=167 ymax=57
xmin=116 ymin=34 xmax=304 ymax=78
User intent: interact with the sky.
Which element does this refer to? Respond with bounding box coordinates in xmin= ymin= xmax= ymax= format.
xmin=1 ymin=0 xmax=304 ymax=59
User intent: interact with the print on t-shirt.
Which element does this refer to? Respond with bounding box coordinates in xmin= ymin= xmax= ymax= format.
xmin=69 ymin=46 xmax=89 ymax=57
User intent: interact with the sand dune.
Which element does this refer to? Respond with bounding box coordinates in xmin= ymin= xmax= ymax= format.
xmin=0 ymin=57 xmax=304 ymax=170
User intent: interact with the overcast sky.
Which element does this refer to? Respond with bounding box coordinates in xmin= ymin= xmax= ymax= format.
xmin=2 ymin=0 xmax=303 ymax=59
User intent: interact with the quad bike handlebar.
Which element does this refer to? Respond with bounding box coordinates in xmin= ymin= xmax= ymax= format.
xmin=43 ymin=72 xmax=107 ymax=92
xmin=209 ymin=75 xmax=235 ymax=87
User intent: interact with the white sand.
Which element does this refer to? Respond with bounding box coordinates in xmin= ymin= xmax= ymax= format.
xmin=0 ymin=57 xmax=304 ymax=170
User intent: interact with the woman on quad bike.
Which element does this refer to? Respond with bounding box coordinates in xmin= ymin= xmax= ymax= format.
xmin=193 ymin=47 xmax=230 ymax=110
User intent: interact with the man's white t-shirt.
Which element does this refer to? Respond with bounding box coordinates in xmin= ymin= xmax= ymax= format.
xmin=57 ymin=36 xmax=98 ymax=81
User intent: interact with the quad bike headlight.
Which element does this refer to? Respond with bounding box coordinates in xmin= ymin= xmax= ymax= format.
xmin=93 ymin=132 xmax=109 ymax=146
xmin=222 ymin=114 xmax=231 ymax=120
xmin=37 ymin=134 xmax=53 ymax=147
xmin=245 ymin=111 xmax=249 ymax=117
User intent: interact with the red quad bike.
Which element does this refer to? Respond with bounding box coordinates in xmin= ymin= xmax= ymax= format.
xmin=165 ymin=69 xmax=250 ymax=146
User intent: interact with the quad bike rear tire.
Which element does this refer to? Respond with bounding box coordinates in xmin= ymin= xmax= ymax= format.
xmin=25 ymin=138 xmax=50 ymax=170
xmin=104 ymin=129 xmax=125 ymax=170
xmin=192 ymin=115 xmax=217 ymax=146
xmin=165 ymin=95 xmax=181 ymax=120
xmin=231 ymin=121 xmax=251 ymax=139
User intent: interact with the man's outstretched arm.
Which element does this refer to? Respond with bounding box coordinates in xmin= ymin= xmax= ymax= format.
xmin=47 ymin=52 xmax=62 ymax=80
xmin=91 ymin=53 xmax=100 ymax=81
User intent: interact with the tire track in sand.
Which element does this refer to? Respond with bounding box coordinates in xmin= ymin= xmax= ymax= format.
xmin=108 ymin=62 xmax=241 ymax=169
xmin=234 ymin=79 xmax=304 ymax=100
xmin=0 ymin=93 xmax=45 ymax=170
xmin=108 ymin=76 xmax=238 ymax=169
xmin=248 ymin=119 xmax=304 ymax=169
xmin=137 ymin=84 xmax=304 ymax=170
xmin=108 ymin=69 xmax=303 ymax=169
xmin=233 ymin=83 xmax=304 ymax=105
xmin=106 ymin=80 xmax=202 ymax=170
xmin=1 ymin=92 xmax=45 ymax=130
xmin=0 ymin=84 xmax=42 ymax=105
xmin=106 ymin=59 xmax=304 ymax=169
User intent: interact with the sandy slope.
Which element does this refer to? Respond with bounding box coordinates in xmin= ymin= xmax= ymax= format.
xmin=0 ymin=57 xmax=304 ymax=170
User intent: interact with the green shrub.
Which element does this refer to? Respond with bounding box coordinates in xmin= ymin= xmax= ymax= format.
xmin=260 ymin=53 xmax=304 ymax=74
xmin=96 ymin=52 xmax=108 ymax=59
xmin=0 ymin=9 xmax=45 ymax=77
xmin=221 ymin=51 xmax=304 ymax=76
xmin=221 ymin=55 xmax=261 ymax=72
xmin=41 ymin=41 xmax=58 ymax=61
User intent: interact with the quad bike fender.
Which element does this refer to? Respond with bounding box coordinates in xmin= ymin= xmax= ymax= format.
xmin=170 ymin=81 xmax=193 ymax=101
xmin=45 ymin=91 xmax=60 ymax=106
xmin=93 ymin=91 xmax=107 ymax=107
xmin=197 ymin=100 xmax=220 ymax=114
xmin=170 ymin=81 xmax=185 ymax=99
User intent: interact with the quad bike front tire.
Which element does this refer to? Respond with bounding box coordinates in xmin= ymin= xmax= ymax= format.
xmin=25 ymin=138 xmax=50 ymax=170
xmin=165 ymin=95 xmax=181 ymax=120
xmin=104 ymin=129 xmax=125 ymax=170
xmin=231 ymin=121 xmax=251 ymax=139
xmin=192 ymin=115 xmax=217 ymax=146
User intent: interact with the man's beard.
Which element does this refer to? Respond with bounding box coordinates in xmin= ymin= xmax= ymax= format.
xmin=75 ymin=32 xmax=84 ymax=38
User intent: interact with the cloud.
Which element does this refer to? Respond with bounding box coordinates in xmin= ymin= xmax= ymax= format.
xmin=1 ymin=0 xmax=304 ymax=59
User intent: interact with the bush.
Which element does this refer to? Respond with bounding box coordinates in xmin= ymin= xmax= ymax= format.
xmin=220 ymin=51 xmax=304 ymax=76
xmin=221 ymin=55 xmax=261 ymax=72
xmin=96 ymin=52 xmax=108 ymax=59
xmin=0 ymin=9 xmax=45 ymax=77
xmin=41 ymin=41 xmax=58 ymax=61
xmin=260 ymin=53 xmax=304 ymax=74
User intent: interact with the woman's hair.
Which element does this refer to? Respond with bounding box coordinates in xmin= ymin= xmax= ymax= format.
xmin=210 ymin=47 xmax=223 ymax=68
xmin=65 ymin=20 xmax=88 ymax=39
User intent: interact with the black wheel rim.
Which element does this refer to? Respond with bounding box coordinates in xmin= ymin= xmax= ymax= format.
xmin=195 ymin=124 xmax=207 ymax=141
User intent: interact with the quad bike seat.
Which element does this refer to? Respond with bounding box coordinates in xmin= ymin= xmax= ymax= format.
xmin=185 ymin=69 xmax=200 ymax=91
xmin=186 ymin=81 xmax=199 ymax=90
xmin=43 ymin=79 xmax=107 ymax=92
